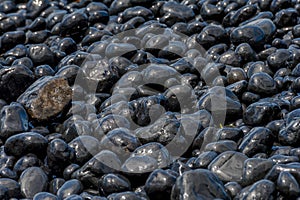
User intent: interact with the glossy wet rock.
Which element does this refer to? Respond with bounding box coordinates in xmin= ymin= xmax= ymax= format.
xmin=171 ymin=169 xmax=230 ymax=200
xmin=237 ymin=179 xmax=275 ymax=199
xmin=33 ymin=192 xmax=58 ymax=200
xmin=242 ymin=158 xmax=274 ymax=186
xmin=0 ymin=65 xmax=35 ymax=102
xmin=243 ymin=101 xmax=280 ymax=125
xmin=0 ymin=102 xmax=28 ymax=140
xmin=238 ymin=127 xmax=275 ymax=157
xmin=57 ymin=179 xmax=83 ymax=199
xmin=0 ymin=178 xmax=22 ymax=198
xmin=98 ymin=173 xmax=131 ymax=196
xmin=144 ymin=169 xmax=176 ymax=199
xmin=69 ymin=136 xmax=100 ymax=164
xmin=20 ymin=167 xmax=48 ymax=198
xmin=17 ymin=76 xmax=72 ymax=121
xmin=59 ymin=12 xmax=88 ymax=37
xmin=4 ymin=132 xmax=47 ymax=158
xmin=277 ymin=171 xmax=300 ymax=197
xmin=208 ymin=151 xmax=248 ymax=183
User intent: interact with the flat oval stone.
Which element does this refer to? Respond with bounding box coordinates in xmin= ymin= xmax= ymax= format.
xmin=4 ymin=132 xmax=48 ymax=158
xmin=17 ymin=76 xmax=72 ymax=121
xmin=0 ymin=178 xmax=21 ymax=198
xmin=20 ymin=167 xmax=48 ymax=198
xmin=230 ymin=25 xmax=265 ymax=48
xmin=57 ymin=179 xmax=83 ymax=199
xmin=33 ymin=192 xmax=58 ymax=200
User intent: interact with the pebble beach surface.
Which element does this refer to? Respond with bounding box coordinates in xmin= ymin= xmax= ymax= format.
xmin=1 ymin=0 xmax=300 ymax=199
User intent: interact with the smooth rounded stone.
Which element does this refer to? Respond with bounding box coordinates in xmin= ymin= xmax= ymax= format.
xmin=26 ymin=30 xmax=51 ymax=44
xmin=144 ymin=169 xmax=176 ymax=200
xmin=121 ymin=155 xmax=158 ymax=173
xmin=0 ymin=102 xmax=28 ymax=140
xmin=270 ymin=154 xmax=299 ymax=164
xmin=107 ymin=191 xmax=144 ymax=200
xmin=226 ymin=67 xmax=247 ymax=85
xmin=81 ymin=58 xmax=119 ymax=93
xmin=0 ymin=1 xmax=16 ymax=13
xmin=240 ymin=179 xmax=275 ymax=199
xmin=33 ymin=192 xmax=58 ymax=200
xmin=230 ymin=25 xmax=265 ymax=48
xmin=196 ymin=25 xmax=227 ymax=49
xmin=105 ymin=43 xmax=136 ymax=58
xmin=171 ymin=169 xmax=230 ymax=200
xmin=243 ymin=101 xmax=280 ymax=125
xmin=238 ymin=127 xmax=275 ymax=157
xmin=60 ymin=12 xmax=88 ymax=37
xmin=118 ymin=6 xmax=153 ymax=23
xmin=0 ymin=167 xmax=17 ymax=179
xmin=12 ymin=57 xmax=33 ymax=70
xmin=55 ymin=65 xmax=80 ymax=86
xmin=247 ymin=72 xmax=277 ymax=95
xmin=0 ymin=178 xmax=21 ymax=198
xmin=267 ymin=49 xmax=292 ymax=70
xmin=227 ymin=81 xmax=249 ymax=97
xmin=217 ymin=51 xmax=243 ymax=67
xmin=1 ymin=31 xmax=26 ymax=52
xmin=247 ymin=61 xmax=273 ymax=78
xmin=69 ymin=136 xmax=100 ymax=165
xmin=64 ymin=194 xmax=83 ymax=200
xmin=161 ymin=1 xmax=194 ymax=21
xmin=198 ymin=86 xmax=242 ymax=123
xmin=58 ymin=38 xmax=77 ymax=55
xmin=34 ymin=65 xmax=55 ymax=78
xmin=131 ymin=142 xmax=171 ymax=169
xmin=4 ymin=132 xmax=47 ymax=158
xmin=28 ymin=44 xmax=54 ymax=66
xmin=57 ymin=179 xmax=83 ymax=199
xmin=73 ymin=150 xmax=121 ymax=179
xmin=17 ymin=76 xmax=72 ymax=121
xmin=236 ymin=43 xmax=257 ymax=63
xmin=242 ymin=158 xmax=274 ymax=186
xmin=27 ymin=17 xmax=46 ymax=31
xmin=134 ymin=116 xmax=180 ymax=145
xmin=100 ymin=128 xmax=141 ymax=159
xmin=191 ymin=151 xmax=218 ymax=169
xmin=278 ymin=119 xmax=300 ymax=146
xmin=204 ymin=140 xmax=237 ymax=153
xmin=230 ymin=5 xmax=258 ymax=26
xmin=98 ymin=173 xmax=131 ymax=196
xmin=266 ymin=162 xmax=300 ymax=182
xmin=224 ymin=182 xmax=242 ymax=198
xmin=13 ymin=154 xmax=42 ymax=176
xmin=277 ymin=171 xmax=300 ymax=197
xmin=140 ymin=64 xmax=176 ymax=85
xmin=63 ymin=164 xmax=80 ymax=181
xmin=20 ymin=167 xmax=48 ymax=198
xmin=47 ymin=139 xmax=75 ymax=172
xmin=110 ymin=0 xmax=132 ymax=15
xmin=94 ymin=114 xmax=130 ymax=136
xmin=0 ymin=65 xmax=35 ymax=102
xmin=217 ymin=127 xmax=243 ymax=142
xmin=245 ymin=19 xmax=276 ymax=41
xmin=208 ymin=151 xmax=248 ymax=183
xmin=49 ymin=178 xmax=65 ymax=195
xmin=26 ymin=0 xmax=49 ymax=18
xmin=274 ymin=8 xmax=298 ymax=27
